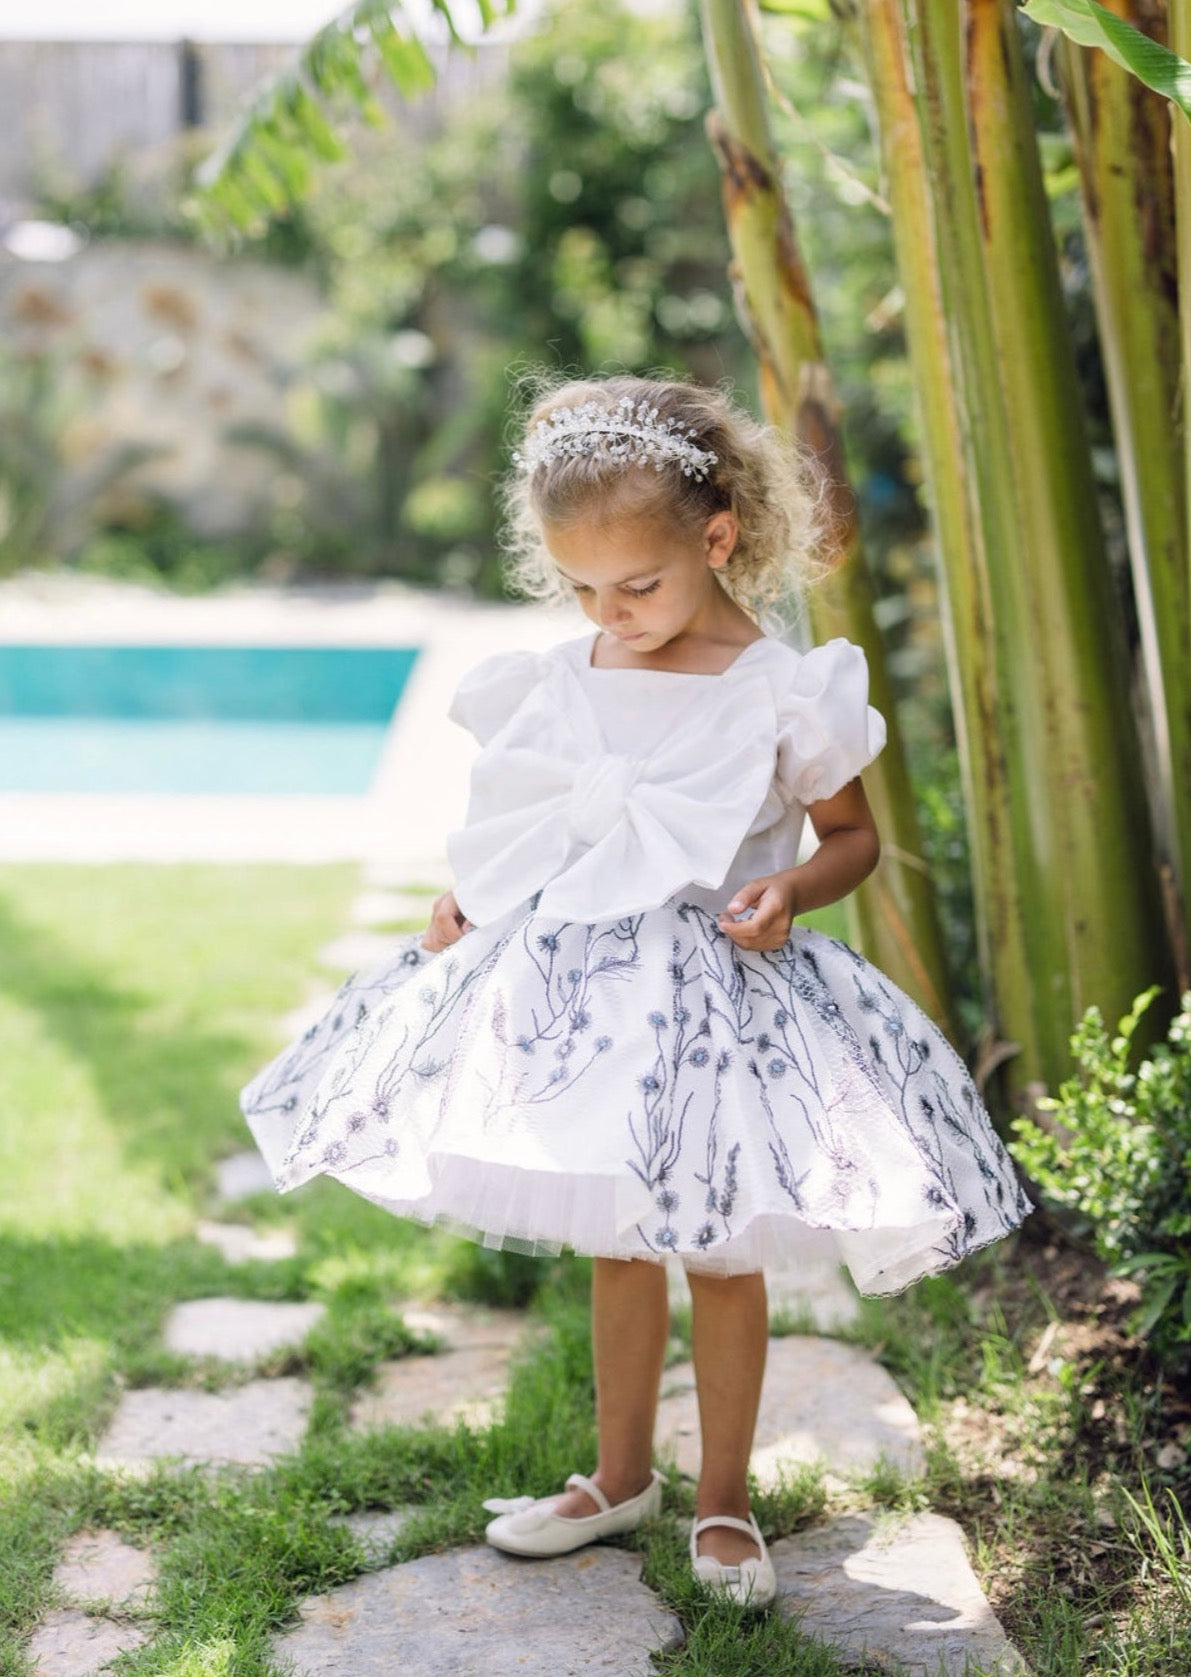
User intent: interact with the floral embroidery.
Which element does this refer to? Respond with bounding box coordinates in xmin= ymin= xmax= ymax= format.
xmin=242 ymin=895 xmax=1029 ymax=1295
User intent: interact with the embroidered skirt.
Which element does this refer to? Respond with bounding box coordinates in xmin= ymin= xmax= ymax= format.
xmin=241 ymin=897 xmax=1030 ymax=1294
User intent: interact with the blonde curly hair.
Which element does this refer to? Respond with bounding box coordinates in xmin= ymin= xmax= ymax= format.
xmin=501 ymin=372 xmax=829 ymax=631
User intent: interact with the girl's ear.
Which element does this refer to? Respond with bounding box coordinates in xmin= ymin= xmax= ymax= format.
xmin=704 ymin=510 xmax=739 ymax=570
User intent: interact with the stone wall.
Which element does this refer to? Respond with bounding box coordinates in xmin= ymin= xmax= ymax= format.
xmin=0 ymin=241 xmax=328 ymax=539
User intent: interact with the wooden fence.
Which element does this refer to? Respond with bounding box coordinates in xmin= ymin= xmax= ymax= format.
xmin=0 ymin=37 xmax=504 ymax=204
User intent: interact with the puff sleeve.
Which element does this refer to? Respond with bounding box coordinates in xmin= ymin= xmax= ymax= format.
xmin=448 ymin=649 xmax=550 ymax=746
xmin=775 ymin=638 xmax=886 ymax=807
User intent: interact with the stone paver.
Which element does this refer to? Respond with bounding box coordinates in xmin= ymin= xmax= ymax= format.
xmin=164 ymin=1298 xmax=324 ymax=1362
xmin=351 ymin=1345 xmax=516 ymax=1431
xmin=278 ymin=990 xmax=338 ymax=1040
xmin=317 ymin=931 xmax=402 ymax=973
xmin=27 ymin=1609 xmax=148 ymax=1677
xmin=97 ymin=1378 xmax=312 ymax=1469
xmin=336 ymin=1510 xmax=415 ymax=1565
xmin=195 ymin=1220 xmax=297 ymax=1264
xmin=773 ymin=1511 xmax=1026 ymax=1676
xmin=350 ymin=1304 xmax=529 ymax=1432
xmin=349 ymin=890 xmax=432 ymax=926
xmin=397 ymin=1301 xmax=526 ymax=1351
xmin=360 ymin=860 xmax=445 ymax=892
xmin=656 ymin=1335 xmax=923 ymax=1487
xmin=277 ymin=1543 xmax=682 ymax=1677
xmin=53 ymin=1531 xmax=154 ymax=1608
xmin=765 ymin=1262 xmax=860 ymax=1331
xmin=668 ymin=1257 xmax=859 ymax=1332
xmin=214 ymin=1149 xmax=274 ymax=1203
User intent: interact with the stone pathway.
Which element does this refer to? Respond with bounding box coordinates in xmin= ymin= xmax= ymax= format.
xmin=164 ymin=1297 xmax=325 ymax=1361
xmin=349 ymin=889 xmax=435 ymax=927
xmin=54 ymin=1275 xmax=1025 ymax=1677
xmin=51 ymin=1533 xmax=155 ymax=1609
xmin=656 ymin=1335 xmax=923 ymax=1490
xmin=772 ymin=1512 xmax=1027 ymax=1675
xmin=300 ymin=1321 xmax=1022 ymax=1677
xmin=28 ymin=1611 xmax=149 ymax=1677
xmin=96 ymin=1378 xmax=314 ymax=1473
xmin=32 ymin=872 xmax=1027 ymax=1676
xmin=29 ymin=1532 xmax=156 ymax=1677
xmin=350 ymin=1302 xmax=530 ymax=1431
xmin=336 ymin=1510 xmax=416 ymax=1569
xmin=317 ymin=930 xmax=404 ymax=973
xmin=278 ymin=1545 xmax=683 ymax=1677
xmin=213 ymin=1148 xmax=274 ymax=1203
xmin=195 ymin=1218 xmax=297 ymax=1263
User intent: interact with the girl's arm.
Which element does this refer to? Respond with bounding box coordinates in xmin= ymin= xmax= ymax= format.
xmin=716 ymin=778 xmax=880 ymax=952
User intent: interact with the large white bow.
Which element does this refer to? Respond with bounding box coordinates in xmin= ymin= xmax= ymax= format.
xmin=447 ymin=658 xmax=777 ymax=925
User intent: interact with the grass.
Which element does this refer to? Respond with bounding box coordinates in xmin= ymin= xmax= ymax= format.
xmin=1 ymin=865 xmax=1188 ymax=1676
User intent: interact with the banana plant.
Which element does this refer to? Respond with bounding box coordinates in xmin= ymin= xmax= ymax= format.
xmin=191 ymin=0 xmax=510 ymax=236
xmin=1021 ymin=0 xmax=1191 ymax=115
xmin=1053 ymin=2 xmax=1191 ymax=989
xmin=847 ymin=0 xmax=1171 ymax=1092
xmin=700 ymin=0 xmax=958 ymax=1036
xmin=1176 ymin=13 xmax=1191 ymax=963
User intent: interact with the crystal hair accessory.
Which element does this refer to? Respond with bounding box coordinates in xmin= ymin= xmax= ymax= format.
xmin=514 ymin=396 xmax=718 ymax=482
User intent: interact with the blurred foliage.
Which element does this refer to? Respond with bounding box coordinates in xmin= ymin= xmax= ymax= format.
xmin=0 ymin=337 xmax=166 ymax=579
xmin=11 ymin=1 xmax=1126 ymax=1038
xmin=190 ymin=0 xmax=508 ymax=238
xmin=0 ymin=341 xmax=70 ymax=577
xmin=19 ymin=2 xmax=1118 ymax=624
xmin=30 ymin=141 xmax=203 ymax=245
xmin=24 ymin=1 xmax=754 ymax=597
xmin=256 ymin=0 xmax=755 ymax=594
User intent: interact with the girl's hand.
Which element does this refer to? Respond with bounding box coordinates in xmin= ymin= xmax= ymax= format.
xmin=716 ymin=781 xmax=881 ymax=953
xmin=716 ymin=874 xmax=798 ymax=952
xmin=420 ymin=889 xmax=474 ymax=952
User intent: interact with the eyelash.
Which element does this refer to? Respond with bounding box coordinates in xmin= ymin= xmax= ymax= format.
xmin=572 ymin=580 xmax=660 ymax=598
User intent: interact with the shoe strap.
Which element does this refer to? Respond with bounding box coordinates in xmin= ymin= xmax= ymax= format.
xmin=692 ymin=1513 xmax=760 ymax=1540
xmin=565 ymin=1472 xmax=611 ymax=1513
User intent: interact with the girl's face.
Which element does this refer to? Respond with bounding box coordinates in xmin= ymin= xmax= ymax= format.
xmin=543 ymin=508 xmax=738 ymax=654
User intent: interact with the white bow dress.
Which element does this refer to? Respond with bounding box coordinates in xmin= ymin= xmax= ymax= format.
xmin=240 ymin=630 xmax=1029 ymax=1294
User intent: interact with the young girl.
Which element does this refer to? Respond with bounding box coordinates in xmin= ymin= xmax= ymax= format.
xmin=242 ymin=374 xmax=1030 ymax=1610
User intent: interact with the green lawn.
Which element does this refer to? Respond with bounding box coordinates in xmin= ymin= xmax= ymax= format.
xmin=0 ymin=867 xmax=1186 ymax=1677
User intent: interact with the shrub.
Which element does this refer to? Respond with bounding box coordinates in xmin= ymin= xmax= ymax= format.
xmin=1009 ymin=988 xmax=1191 ymax=1362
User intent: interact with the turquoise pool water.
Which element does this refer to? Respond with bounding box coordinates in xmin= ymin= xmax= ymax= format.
xmin=0 ymin=645 xmax=419 ymax=794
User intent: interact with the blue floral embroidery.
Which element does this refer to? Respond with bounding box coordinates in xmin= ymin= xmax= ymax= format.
xmin=243 ymin=893 xmax=1029 ymax=1291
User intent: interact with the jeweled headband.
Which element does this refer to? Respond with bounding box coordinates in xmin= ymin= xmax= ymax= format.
xmin=514 ymin=395 xmax=718 ymax=482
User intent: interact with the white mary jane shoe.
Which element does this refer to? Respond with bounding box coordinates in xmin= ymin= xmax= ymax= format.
xmin=690 ymin=1512 xmax=777 ymax=1610
xmin=483 ymin=1469 xmax=664 ymax=1557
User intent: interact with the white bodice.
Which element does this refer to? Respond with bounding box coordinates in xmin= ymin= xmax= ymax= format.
xmin=445 ymin=629 xmax=886 ymax=926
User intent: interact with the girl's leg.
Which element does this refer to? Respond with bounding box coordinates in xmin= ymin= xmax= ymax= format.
xmin=552 ymin=1255 xmax=669 ymax=1518
xmin=687 ymin=1267 xmax=768 ymax=1566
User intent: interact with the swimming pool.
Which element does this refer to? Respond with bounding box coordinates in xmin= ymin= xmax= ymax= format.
xmin=0 ymin=644 xmax=420 ymax=794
